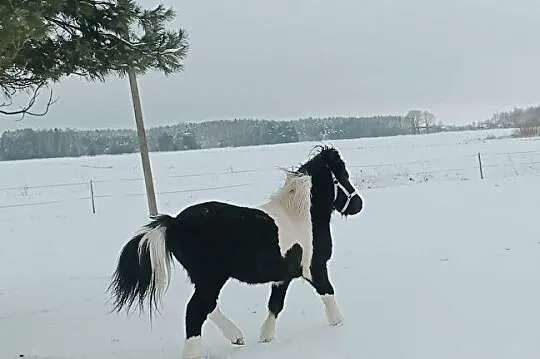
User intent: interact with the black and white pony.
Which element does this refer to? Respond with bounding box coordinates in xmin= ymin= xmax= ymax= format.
xmin=108 ymin=145 xmax=363 ymax=359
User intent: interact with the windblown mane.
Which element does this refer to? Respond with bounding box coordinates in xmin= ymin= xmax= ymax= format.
xmin=296 ymin=144 xmax=338 ymax=175
xmin=268 ymin=170 xmax=312 ymax=219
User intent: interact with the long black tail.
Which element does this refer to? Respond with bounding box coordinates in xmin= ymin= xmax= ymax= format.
xmin=108 ymin=214 xmax=178 ymax=318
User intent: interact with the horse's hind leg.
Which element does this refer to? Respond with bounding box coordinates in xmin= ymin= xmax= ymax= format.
xmin=183 ymin=280 xmax=225 ymax=359
xmin=208 ymin=305 xmax=245 ymax=345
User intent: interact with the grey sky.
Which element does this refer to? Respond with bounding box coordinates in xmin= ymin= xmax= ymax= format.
xmin=1 ymin=0 xmax=538 ymax=133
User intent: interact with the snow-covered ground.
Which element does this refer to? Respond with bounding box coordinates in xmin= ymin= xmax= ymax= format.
xmin=0 ymin=129 xmax=539 ymax=358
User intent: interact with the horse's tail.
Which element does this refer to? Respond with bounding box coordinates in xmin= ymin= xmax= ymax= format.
xmin=108 ymin=214 xmax=178 ymax=318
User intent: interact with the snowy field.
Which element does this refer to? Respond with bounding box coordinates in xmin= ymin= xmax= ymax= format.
xmin=0 ymin=128 xmax=539 ymax=358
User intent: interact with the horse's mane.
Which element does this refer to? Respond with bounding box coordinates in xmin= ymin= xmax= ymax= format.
xmin=266 ymin=145 xmax=339 ymax=218
xmin=269 ymin=170 xmax=312 ymax=219
xmin=308 ymin=144 xmax=335 ymax=158
xmin=295 ymin=144 xmax=338 ymax=174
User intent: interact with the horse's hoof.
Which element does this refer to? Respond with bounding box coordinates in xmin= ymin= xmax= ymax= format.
xmin=258 ymin=336 xmax=273 ymax=343
xmin=231 ymin=337 xmax=245 ymax=345
xmin=326 ymin=310 xmax=344 ymax=326
xmin=259 ymin=312 xmax=276 ymax=343
xmin=182 ymin=336 xmax=204 ymax=359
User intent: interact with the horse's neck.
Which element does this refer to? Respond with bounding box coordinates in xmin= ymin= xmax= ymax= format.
xmin=309 ymin=208 xmax=333 ymax=262
xmin=309 ymin=186 xmax=333 ymax=221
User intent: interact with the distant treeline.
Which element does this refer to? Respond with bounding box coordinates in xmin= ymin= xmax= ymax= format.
xmin=447 ymin=105 xmax=540 ymax=131
xmin=485 ymin=105 xmax=540 ymax=129
xmin=0 ymin=116 xmax=416 ymax=161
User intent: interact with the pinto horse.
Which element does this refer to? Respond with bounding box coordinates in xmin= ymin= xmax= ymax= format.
xmin=108 ymin=145 xmax=363 ymax=358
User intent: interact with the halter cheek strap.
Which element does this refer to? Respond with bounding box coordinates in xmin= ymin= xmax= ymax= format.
xmin=331 ymin=171 xmax=359 ymax=213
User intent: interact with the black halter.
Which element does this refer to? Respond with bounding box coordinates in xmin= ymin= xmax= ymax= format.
xmin=331 ymin=170 xmax=359 ymax=213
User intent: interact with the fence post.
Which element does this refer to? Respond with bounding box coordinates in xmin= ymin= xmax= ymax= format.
xmin=477 ymin=152 xmax=484 ymax=180
xmin=90 ymin=179 xmax=96 ymax=214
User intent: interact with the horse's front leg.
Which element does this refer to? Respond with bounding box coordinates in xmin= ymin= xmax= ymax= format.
xmin=259 ymin=243 xmax=302 ymax=343
xmin=307 ymin=260 xmax=343 ymax=326
xmin=259 ymin=279 xmax=291 ymax=343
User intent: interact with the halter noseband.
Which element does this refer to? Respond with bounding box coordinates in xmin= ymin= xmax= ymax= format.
xmin=331 ymin=171 xmax=359 ymax=213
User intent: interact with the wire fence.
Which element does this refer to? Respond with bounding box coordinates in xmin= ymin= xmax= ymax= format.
xmin=1 ymin=149 xmax=539 ymax=213
xmin=350 ymin=149 xmax=540 ymax=189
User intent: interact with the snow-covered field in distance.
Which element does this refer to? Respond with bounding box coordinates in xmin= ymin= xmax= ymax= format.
xmin=0 ymin=128 xmax=539 ymax=358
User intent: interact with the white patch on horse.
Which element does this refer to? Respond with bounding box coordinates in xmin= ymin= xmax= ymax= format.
xmin=259 ymin=312 xmax=277 ymax=342
xmin=322 ymin=294 xmax=343 ymax=326
xmin=208 ymin=306 xmax=245 ymax=345
xmin=137 ymin=225 xmax=172 ymax=307
xmin=259 ymin=171 xmax=313 ymax=280
xmin=182 ymin=335 xmax=203 ymax=359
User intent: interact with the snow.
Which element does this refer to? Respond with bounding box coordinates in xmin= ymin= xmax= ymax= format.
xmin=0 ymin=129 xmax=539 ymax=358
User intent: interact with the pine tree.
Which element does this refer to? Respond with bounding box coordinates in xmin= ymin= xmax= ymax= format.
xmin=0 ymin=0 xmax=189 ymax=117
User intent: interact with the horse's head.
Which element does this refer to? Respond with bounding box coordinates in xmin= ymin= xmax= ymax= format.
xmin=298 ymin=145 xmax=363 ymax=217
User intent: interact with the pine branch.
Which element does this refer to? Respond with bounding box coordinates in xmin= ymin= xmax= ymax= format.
xmin=0 ymin=82 xmax=57 ymax=120
xmin=0 ymin=0 xmax=190 ymax=118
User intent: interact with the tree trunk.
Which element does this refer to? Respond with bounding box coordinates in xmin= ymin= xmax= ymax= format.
xmin=128 ymin=69 xmax=158 ymax=217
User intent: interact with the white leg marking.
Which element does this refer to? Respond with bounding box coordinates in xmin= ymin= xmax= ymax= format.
xmin=322 ymin=294 xmax=343 ymax=326
xmin=208 ymin=306 xmax=245 ymax=345
xmin=182 ymin=336 xmax=204 ymax=359
xmin=259 ymin=312 xmax=277 ymax=343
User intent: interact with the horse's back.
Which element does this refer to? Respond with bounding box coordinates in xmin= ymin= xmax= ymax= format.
xmin=175 ymin=200 xmax=275 ymax=231
xmin=169 ymin=200 xmax=287 ymax=283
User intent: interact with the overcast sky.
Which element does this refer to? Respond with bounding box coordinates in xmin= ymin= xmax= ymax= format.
xmin=1 ymin=0 xmax=539 ymax=132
